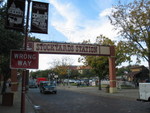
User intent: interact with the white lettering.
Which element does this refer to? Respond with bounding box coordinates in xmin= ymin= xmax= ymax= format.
xmin=14 ymin=54 xmax=19 ymax=59
xmin=22 ymin=61 xmax=27 ymax=66
xmin=17 ymin=60 xmax=32 ymax=66
xmin=28 ymin=61 xmax=32 ymax=66
xmin=18 ymin=61 xmax=23 ymax=66
xmin=14 ymin=53 xmax=36 ymax=60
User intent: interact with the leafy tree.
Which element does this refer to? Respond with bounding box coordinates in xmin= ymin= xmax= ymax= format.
xmin=116 ymin=66 xmax=131 ymax=77
xmin=0 ymin=2 xmax=41 ymax=94
xmin=0 ymin=4 xmax=24 ymax=94
xmin=68 ymin=69 xmax=79 ymax=79
xmin=53 ymin=66 xmax=68 ymax=78
xmin=28 ymin=36 xmax=41 ymax=42
xmin=79 ymin=68 xmax=95 ymax=79
xmin=87 ymin=56 xmax=109 ymax=90
xmin=79 ymin=35 xmax=114 ymax=90
xmin=30 ymin=69 xmax=53 ymax=79
xmin=79 ymin=35 xmax=133 ymax=90
xmin=108 ymin=0 xmax=150 ymax=77
xmin=50 ymin=56 xmax=74 ymax=78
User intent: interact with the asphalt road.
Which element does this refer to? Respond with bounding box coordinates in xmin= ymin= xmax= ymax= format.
xmin=27 ymin=87 xmax=150 ymax=113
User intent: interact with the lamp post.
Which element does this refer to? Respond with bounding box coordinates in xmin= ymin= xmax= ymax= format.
xmin=48 ymin=74 xmax=51 ymax=82
xmin=54 ymin=75 xmax=58 ymax=85
xmin=67 ymin=69 xmax=71 ymax=87
xmin=21 ymin=1 xmax=31 ymax=113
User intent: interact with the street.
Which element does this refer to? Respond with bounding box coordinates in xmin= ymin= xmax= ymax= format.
xmin=27 ymin=87 xmax=150 ymax=113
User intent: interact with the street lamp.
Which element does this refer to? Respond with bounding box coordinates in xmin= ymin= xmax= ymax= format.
xmin=48 ymin=74 xmax=51 ymax=81
xmin=67 ymin=69 xmax=71 ymax=87
xmin=48 ymin=72 xmax=56 ymax=83
xmin=54 ymin=75 xmax=58 ymax=85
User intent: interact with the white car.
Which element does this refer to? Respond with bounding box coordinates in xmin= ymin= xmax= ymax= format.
xmin=137 ymin=83 xmax=150 ymax=102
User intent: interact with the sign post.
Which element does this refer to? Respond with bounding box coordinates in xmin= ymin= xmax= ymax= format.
xmin=21 ymin=0 xmax=31 ymax=113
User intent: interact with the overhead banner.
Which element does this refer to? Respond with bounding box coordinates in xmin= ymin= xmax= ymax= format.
xmin=27 ymin=42 xmax=111 ymax=56
xmin=5 ymin=0 xmax=25 ymax=31
xmin=31 ymin=1 xmax=49 ymax=34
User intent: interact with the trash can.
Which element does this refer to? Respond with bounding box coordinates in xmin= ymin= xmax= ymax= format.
xmin=2 ymin=92 xmax=14 ymax=106
xmin=105 ymin=85 xmax=110 ymax=93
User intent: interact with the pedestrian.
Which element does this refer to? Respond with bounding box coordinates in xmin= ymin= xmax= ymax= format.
xmin=7 ymin=78 xmax=11 ymax=87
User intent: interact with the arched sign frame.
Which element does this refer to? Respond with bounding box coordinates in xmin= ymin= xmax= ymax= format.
xmin=27 ymin=42 xmax=117 ymax=93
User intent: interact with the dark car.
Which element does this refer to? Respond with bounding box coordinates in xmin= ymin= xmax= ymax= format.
xmin=39 ymin=81 xmax=57 ymax=94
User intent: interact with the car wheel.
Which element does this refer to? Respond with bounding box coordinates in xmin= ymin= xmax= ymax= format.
xmin=54 ymin=91 xmax=57 ymax=94
xmin=40 ymin=90 xmax=42 ymax=93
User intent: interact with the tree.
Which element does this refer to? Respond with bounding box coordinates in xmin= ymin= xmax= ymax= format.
xmin=0 ymin=3 xmax=41 ymax=94
xmin=0 ymin=4 xmax=24 ymax=94
xmin=50 ymin=56 xmax=74 ymax=78
xmin=79 ymin=68 xmax=95 ymax=79
xmin=79 ymin=35 xmax=114 ymax=90
xmin=30 ymin=69 xmax=53 ymax=79
xmin=108 ymin=0 xmax=150 ymax=77
xmin=79 ymin=35 xmax=133 ymax=90
xmin=67 ymin=68 xmax=79 ymax=79
xmin=28 ymin=36 xmax=41 ymax=42
xmin=116 ymin=66 xmax=131 ymax=77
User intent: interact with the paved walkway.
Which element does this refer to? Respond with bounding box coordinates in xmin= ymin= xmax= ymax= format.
xmin=58 ymin=86 xmax=139 ymax=100
xmin=0 ymin=84 xmax=35 ymax=113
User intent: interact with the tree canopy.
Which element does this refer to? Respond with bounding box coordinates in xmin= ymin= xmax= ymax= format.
xmin=108 ymin=0 xmax=150 ymax=74
xmin=0 ymin=4 xmax=25 ymax=93
xmin=0 ymin=4 xmax=24 ymax=76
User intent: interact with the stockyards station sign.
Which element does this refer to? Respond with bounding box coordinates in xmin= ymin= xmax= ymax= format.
xmin=27 ymin=42 xmax=111 ymax=56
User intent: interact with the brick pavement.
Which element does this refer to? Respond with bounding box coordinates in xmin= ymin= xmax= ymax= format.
xmin=0 ymin=84 xmax=140 ymax=113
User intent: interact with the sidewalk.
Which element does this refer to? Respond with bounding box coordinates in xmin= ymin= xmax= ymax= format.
xmin=58 ymin=86 xmax=139 ymax=100
xmin=0 ymin=84 xmax=36 ymax=113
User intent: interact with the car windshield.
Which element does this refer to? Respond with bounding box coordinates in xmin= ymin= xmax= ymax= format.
xmin=43 ymin=82 xmax=55 ymax=86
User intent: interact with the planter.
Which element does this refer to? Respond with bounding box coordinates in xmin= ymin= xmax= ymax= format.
xmin=105 ymin=85 xmax=110 ymax=93
xmin=2 ymin=92 xmax=14 ymax=106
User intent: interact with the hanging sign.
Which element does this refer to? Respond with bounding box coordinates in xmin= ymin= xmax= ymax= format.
xmin=10 ymin=50 xmax=39 ymax=69
xmin=27 ymin=42 xmax=111 ymax=56
xmin=5 ymin=0 xmax=25 ymax=31
xmin=31 ymin=1 xmax=49 ymax=34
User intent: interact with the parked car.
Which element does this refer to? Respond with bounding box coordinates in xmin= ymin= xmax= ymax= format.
xmin=29 ymin=79 xmax=38 ymax=88
xmin=39 ymin=81 xmax=57 ymax=94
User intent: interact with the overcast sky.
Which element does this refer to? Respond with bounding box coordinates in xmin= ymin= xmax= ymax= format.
xmin=28 ymin=0 xmax=147 ymax=70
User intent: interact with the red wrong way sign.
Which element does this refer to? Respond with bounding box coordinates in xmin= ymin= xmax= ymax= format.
xmin=10 ymin=50 xmax=39 ymax=69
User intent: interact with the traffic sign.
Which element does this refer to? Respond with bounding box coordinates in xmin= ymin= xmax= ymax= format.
xmin=10 ymin=50 xmax=39 ymax=69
